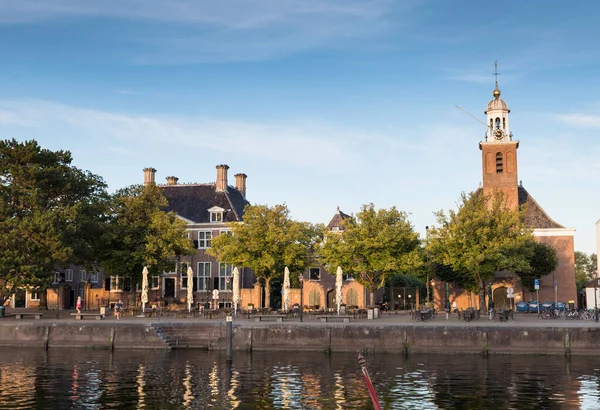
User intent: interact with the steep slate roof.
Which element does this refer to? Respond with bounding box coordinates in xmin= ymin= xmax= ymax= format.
xmin=327 ymin=207 xmax=352 ymax=231
xmin=518 ymin=185 xmax=564 ymax=229
xmin=160 ymin=184 xmax=249 ymax=223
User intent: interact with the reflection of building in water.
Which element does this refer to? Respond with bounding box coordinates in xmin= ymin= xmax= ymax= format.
xmin=227 ymin=367 xmax=241 ymax=408
xmin=334 ymin=372 xmax=346 ymax=409
xmin=182 ymin=362 xmax=193 ymax=407
xmin=137 ymin=364 xmax=146 ymax=409
xmin=0 ymin=365 xmax=36 ymax=407
xmin=209 ymin=364 xmax=220 ymax=405
xmin=300 ymin=373 xmax=323 ymax=409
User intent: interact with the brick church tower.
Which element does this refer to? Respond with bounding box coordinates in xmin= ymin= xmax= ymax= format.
xmin=478 ymin=75 xmax=577 ymax=307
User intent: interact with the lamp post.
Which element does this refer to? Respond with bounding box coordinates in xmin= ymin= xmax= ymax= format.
xmin=299 ymin=274 xmax=304 ymax=322
xmin=594 ymin=272 xmax=599 ymax=322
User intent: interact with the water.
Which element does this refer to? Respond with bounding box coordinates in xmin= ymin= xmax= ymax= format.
xmin=0 ymin=348 xmax=599 ymax=409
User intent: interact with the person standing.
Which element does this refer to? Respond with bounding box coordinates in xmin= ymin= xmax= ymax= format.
xmin=115 ymin=299 xmax=122 ymax=320
xmin=76 ymin=296 xmax=82 ymax=314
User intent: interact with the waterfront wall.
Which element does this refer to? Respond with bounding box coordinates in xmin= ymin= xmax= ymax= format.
xmin=1 ymin=322 xmax=599 ymax=355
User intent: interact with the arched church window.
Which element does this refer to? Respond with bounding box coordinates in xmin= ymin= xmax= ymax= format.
xmin=502 ymin=117 xmax=506 ymax=130
xmin=496 ymin=152 xmax=503 ymax=173
xmin=495 ymin=117 xmax=501 ymax=130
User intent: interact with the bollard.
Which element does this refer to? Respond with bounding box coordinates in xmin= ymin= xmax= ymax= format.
xmin=226 ymin=315 xmax=233 ymax=362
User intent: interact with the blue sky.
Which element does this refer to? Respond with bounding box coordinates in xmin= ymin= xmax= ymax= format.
xmin=1 ymin=0 xmax=599 ymax=254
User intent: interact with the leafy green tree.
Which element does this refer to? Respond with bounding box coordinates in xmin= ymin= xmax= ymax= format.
xmin=575 ymin=251 xmax=598 ymax=291
xmin=517 ymin=242 xmax=558 ymax=291
xmin=101 ymin=183 xmax=195 ymax=286
xmin=0 ymin=139 xmax=109 ymax=306
xmin=207 ymin=204 xmax=320 ymax=309
xmin=426 ymin=191 xmax=535 ymax=311
xmin=318 ymin=203 xmax=421 ymax=306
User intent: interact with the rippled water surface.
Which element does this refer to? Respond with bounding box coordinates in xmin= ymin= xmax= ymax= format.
xmin=1 ymin=348 xmax=599 ymax=409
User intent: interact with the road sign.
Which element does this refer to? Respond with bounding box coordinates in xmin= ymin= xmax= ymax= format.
xmin=212 ymin=289 xmax=220 ymax=300
xmin=534 ymin=279 xmax=539 ymax=290
xmin=507 ymin=287 xmax=514 ymax=298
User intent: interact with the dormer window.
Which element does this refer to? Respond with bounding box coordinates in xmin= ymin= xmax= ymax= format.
xmin=208 ymin=206 xmax=225 ymax=223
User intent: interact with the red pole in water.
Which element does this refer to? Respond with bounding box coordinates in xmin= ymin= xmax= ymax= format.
xmin=358 ymin=353 xmax=381 ymax=410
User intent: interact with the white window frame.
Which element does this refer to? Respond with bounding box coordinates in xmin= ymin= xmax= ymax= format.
xmin=197 ymin=262 xmax=211 ymax=291
xmin=65 ymin=269 xmax=74 ymax=282
xmin=80 ymin=270 xmax=87 ymax=282
xmin=53 ymin=272 xmax=61 ymax=284
xmin=218 ymin=263 xmax=233 ymax=291
xmin=198 ymin=231 xmax=212 ymax=248
xmin=110 ymin=275 xmax=123 ymax=292
xmin=180 ymin=262 xmax=190 ymax=289
xmin=219 ymin=229 xmax=232 ymax=236
xmin=151 ymin=276 xmax=160 ymax=290
xmin=90 ymin=272 xmax=98 ymax=283
xmin=210 ymin=212 xmax=223 ymax=222
xmin=30 ymin=291 xmax=40 ymax=301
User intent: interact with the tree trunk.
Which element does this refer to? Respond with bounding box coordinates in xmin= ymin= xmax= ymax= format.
xmin=369 ymin=291 xmax=375 ymax=308
xmin=479 ymin=278 xmax=486 ymax=313
xmin=40 ymin=289 xmax=48 ymax=310
xmin=264 ymin=278 xmax=271 ymax=309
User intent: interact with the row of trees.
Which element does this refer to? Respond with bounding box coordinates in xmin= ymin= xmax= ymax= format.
xmin=0 ymin=139 xmax=194 ymax=306
xmin=209 ymin=191 xmax=559 ymax=309
xmin=0 ymin=139 xmax=561 ymax=310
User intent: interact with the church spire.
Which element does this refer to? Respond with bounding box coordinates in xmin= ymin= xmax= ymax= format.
xmin=485 ymin=60 xmax=510 ymax=142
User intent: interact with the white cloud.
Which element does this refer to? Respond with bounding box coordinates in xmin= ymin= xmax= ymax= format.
xmin=557 ymin=114 xmax=600 ymax=128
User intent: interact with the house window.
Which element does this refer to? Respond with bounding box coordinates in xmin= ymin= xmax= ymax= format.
xmin=343 ymin=273 xmax=354 ymax=281
xmin=53 ymin=272 xmax=63 ymax=284
xmin=198 ymin=231 xmax=212 ymax=248
xmin=110 ymin=276 xmax=123 ymax=292
xmin=90 ymin=272 xmax=98 ymax=283
xmin=219 ymin=263 xmax=233 ymax=291
xmin=180 ymin=262 xmax=190 ymax=289
xmin=65 ymin=269 xmax=74 ymax=282
xmin=496 ymin=152 xmax=503 ymax=173
xmin=211 ymin=211 xmax=223 ymax=222
xmin=309 ymin=268 xmax=321 ymax=281
xmin=197 ymin=262 xmax=211 ymax=291
xmin=80 ymin=270 xmax=87 ymax=281
xmin=219 ymin=229 xmax=232 ymax=236
xmin=151 ymin=276 xmax=160 ymax=290
xmin=30 ymin=291 xmax=40 ymax=301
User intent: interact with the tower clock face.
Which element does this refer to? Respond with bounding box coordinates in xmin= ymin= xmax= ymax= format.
xmin=494 ymin=129 xmax=504 ymax=140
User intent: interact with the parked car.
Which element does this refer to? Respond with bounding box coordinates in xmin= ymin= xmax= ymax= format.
xmin=528 ymin=301 xmax=539 ymax=313
xmin=515 ymin=301 xmax=529 ymax=313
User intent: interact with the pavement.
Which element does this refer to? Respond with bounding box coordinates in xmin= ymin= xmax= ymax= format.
xmin=2 ymin=308 xmax=600 ymax=329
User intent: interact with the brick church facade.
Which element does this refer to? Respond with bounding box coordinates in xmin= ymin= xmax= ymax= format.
xmin=432 ymin=81 xmax=577 ymax=310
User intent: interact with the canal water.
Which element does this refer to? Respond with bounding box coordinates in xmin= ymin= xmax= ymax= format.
xmin=0 ymin=348 xmax=599 ymax=409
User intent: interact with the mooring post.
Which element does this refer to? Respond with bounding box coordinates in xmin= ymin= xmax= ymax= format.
xmin=226 ymin=315 xmax=233 ymax=362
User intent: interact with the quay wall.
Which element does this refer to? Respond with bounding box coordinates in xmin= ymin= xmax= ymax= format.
xmin=1 ymin=322 xmax=600 ymax=355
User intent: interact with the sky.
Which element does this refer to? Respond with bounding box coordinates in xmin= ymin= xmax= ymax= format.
xmin=0 ymin=0 xmax=599 ymax=254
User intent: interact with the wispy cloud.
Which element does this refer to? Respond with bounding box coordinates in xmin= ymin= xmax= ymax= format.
xmin=557 ymin=113 xmax=600 ymax=128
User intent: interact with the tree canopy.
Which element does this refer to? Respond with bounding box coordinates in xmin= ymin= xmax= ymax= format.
xmin=426 ymin=191 xmax=536 ymax=310
xmin=516 ymin=242 xmax=558 ymax=291
xmin=100 ymin=183 xmax=195 ymax=284
xmin=318 ymin=203 xmax=421 ymax=306
xmin=0 ymin=139 xmax=109 ymax=305
xmin=575 ymin=251 xmax=598 ymax=291
xmin=207 ymin=204 xmax=320 ymax=309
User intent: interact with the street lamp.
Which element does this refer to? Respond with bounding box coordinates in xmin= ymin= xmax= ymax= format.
xmin=299 ymin=274 xmax=304 ymax=322
xmin=594 ymin=272 xmax=599 ymax=322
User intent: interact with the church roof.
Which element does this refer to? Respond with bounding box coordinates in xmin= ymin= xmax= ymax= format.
xmin=485 ymin=97 xmax=510 ymax=113
xmin=518 ymin=185 xmax=564 ymax=229
xmin=161 ymin=184 xmax=249 ymax=224
xmin=327 ymin=207 xmax=352 ymax=231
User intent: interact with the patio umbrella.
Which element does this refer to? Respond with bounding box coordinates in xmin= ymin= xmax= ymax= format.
xmin=336 ymin=266 xmax=343 ymax=315
xmin=141 ymin=266 xmax=149 ymax=312
xmin=232 ymin=267 xmax=240 ymax=315
xmin=283 ymin=266 xmax=291 ymax=311
xmin=187 ymin=266 xmax=194 ymax=313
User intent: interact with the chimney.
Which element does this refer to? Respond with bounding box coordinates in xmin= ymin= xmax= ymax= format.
xmin=215 ymin=164 xmax=229 ymax=192
xmin=235 ymin=173 xmax=247 ymax=198
xmin=165 ymin=176 xmax=179 ymax=185
xmin=143 ymin=167 xmax=156 ymax=186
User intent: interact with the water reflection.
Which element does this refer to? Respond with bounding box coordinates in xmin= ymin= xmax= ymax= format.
xmin=0 ymin=349 xmax=598 ymax=409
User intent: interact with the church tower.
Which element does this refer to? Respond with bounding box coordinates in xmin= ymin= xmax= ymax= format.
xmin=479 ymin=63 xmax=519 ymax=210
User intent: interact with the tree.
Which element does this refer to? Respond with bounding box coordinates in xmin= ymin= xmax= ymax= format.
xmin=516 ymin=242 xmax=558 ymax=291
xmin=0 ymin=139 xmax=109 ymax=306
xmin=426 ymin=191 xmax=535 ymax=311
xmin=318 ymin=203 xmax=421 ymax=307
xmin=207 ymin=204 xmax=320 ymax=309
xmin=575 ymin=251 xmax=597 ymax=291
xmin=100 ymin=183 xmax=195 ymax=286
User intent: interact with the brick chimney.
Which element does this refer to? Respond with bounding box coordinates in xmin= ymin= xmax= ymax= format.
xmin=165 ymin=176 xmax=179 ymax=185
xmin=235 ymin=173 xmax=247 ymax=198
xmin=215 ymin=164 xmax=229 ymax=192
xmin=143 ymin=167 xmax=156 ymax=186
